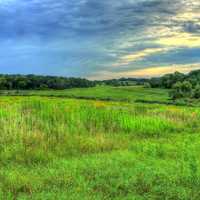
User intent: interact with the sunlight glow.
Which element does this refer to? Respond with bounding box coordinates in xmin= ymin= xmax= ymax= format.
xmin=157 ymin=33 xmax=200 ymax=48
xmin=112 ymin=48 xmax=170 ymax=67
xmin=125 ymin=63 xmax=200 ymax=77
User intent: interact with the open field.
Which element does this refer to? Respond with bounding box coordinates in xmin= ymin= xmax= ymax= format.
xmin=0 ymin=89 xmax=200 ymax=199
xmin=0 ymin=86 xmax=170 ymax=103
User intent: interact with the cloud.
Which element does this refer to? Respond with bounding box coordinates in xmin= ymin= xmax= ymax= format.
xmin=126 ymin=63 xmax=200 ymax=77
xmin=0 ymin=0 xmax=199 ymax=78
xmin=111 ymin=47 xmax=171 ymax=67
xmin=156 ymin=32 xmax=200 ymax=48
xmin=89 ymin=63 xmax=200 ymax=80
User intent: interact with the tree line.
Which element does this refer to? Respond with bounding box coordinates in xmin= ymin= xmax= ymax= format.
xmin=0 ymin=74 xmax=95 ymax=90
xmin=1 ymin=70 xmax=200 ymax=100
xmin=0 ymin=74 xmax=147 ymax=90
xmin=148 ymin=70 xmax=200 ymax=99
xmin=95 ymin=78 xmax=148 ymax=87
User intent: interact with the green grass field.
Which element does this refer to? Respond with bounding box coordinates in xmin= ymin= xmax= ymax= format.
xmin=1 ymin=87 xmax=200 ymax=199
xmin=0 ymin=86 xmax=170 ymax=103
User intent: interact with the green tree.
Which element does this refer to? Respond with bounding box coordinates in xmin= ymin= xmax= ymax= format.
xmin=181 ymin=81 xmax=192 ymax=97
xmin=17 ymin=80 xmax=27 ymax=89
xmin=170 ymin=82 xmax=183 ymax=99
xmin=170 ymin=81 xmax=192 ymax=100
xmin=144 ymin=82 xmax=151 ymax=88
xmin=193 ymin=84 xmax=200 ymax=99
xmin=0 ymin=77 xmax=7 ymax=90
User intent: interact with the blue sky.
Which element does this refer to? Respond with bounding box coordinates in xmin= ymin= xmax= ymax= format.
xmin=0 ymin=0 xmax=200 ymax=79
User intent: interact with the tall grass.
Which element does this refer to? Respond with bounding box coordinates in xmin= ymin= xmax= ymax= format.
xmin=1 ymin=96 xmax=200 ymax=199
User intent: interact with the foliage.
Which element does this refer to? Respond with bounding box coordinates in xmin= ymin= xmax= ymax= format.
xmin=149 ymin=70 xmax=200 ymax=89
xmin=170 ymin=81 xmax=192 ymax=99
xmin=95 ymin=78 xmax=148 ymax=87
xmin=144 ymin=82 xmax=151 ymax=88
xmin=193 ymin=84 xmax=200 ymax=99
xmin=149 ymin=71 xmax=185 ymax=88
xmin=0 ymin=74 xmax=95 ymax=90
xmin=148 ymin=69 xmax=200 ymax=99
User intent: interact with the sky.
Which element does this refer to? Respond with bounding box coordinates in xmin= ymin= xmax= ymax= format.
xmin=0 ymin=0 xmax=200 ymax=80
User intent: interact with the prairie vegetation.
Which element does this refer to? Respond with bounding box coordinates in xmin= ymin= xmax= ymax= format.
xmin=0 ymin=93 xmax=200 ymax=199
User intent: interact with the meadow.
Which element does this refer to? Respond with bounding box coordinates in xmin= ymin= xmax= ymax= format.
xmin=0 ymin=86 xmax=169 ymax=103
xmin=0 ymin=87 xmax=200 ymax=199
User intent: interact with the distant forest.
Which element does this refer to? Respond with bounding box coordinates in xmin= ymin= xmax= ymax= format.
xmin=0 ymin=70 xmax=200 ymax=97
xmin=102 ymin=69 xmax=200 ymax=99
xmin=0 ymin=74 xmax=95 ymax=90
xmin=0 ymin=74 xmax=149 ymax=90
xmin=148 ymin=69 xmax=200 ymax=99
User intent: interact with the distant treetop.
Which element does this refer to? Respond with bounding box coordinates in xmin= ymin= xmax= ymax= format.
xmin=0 ymin=74 xmax=95 ymax=90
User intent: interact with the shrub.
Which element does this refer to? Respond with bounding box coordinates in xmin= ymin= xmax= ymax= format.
xmin=144 ymin=83 xmax=151 ymax=88
xmin=193 ymin=84 xmax=200 ymax=99
xmin=170 ymin=81 xmax=192 ymax=100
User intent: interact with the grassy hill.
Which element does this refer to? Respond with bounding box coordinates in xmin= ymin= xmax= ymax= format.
xmin=0 ymin=86 xmax=200 ymax=199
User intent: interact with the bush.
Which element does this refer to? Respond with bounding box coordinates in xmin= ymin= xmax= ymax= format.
xmin=170 ymin=81 xmax=192 ymax=100
xmin=193 ymin=84 xmax=200 ymax=99
xmin=144 ymin=83 xmax=151 ymax=88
